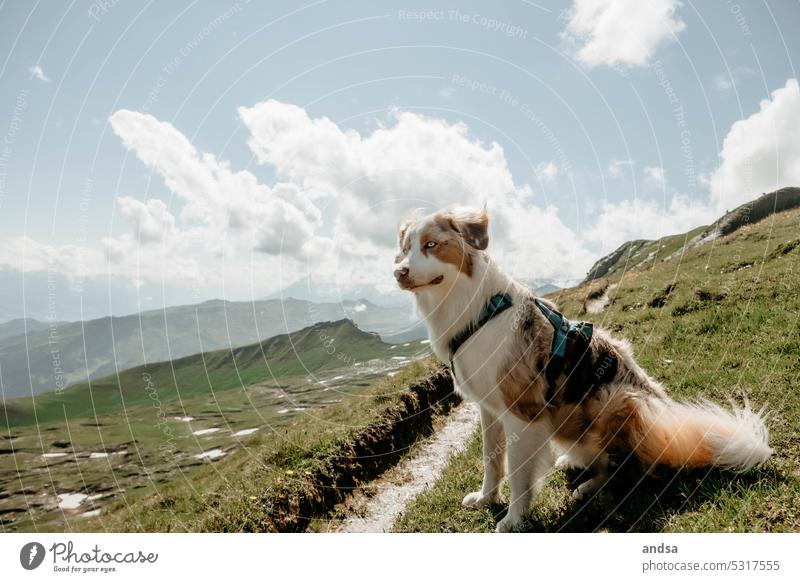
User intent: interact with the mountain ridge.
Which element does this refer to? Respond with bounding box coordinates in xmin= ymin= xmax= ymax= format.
xmin=584 ymin=187 xmax=800 ymax=284
xmin=0 ymin=297 xmax=422 ymax=400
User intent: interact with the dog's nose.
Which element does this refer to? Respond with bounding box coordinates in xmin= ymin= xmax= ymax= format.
xmin=394 ymin=266 xmax=409 ymax=281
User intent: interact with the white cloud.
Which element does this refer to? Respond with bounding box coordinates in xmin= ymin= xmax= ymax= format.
xmin=28 ymin=65 xmax=50 ymax=82
xmin=535 ymin=161 xmax=560 ymax=185
xmin=10 ymin=79 xmax=793 ymax=297
xmin=117 ymin=197 xmax=177 ymax=244
xmin=714 ymin=66 xmax=755 ymax=92
xmin=239 ymin=101 xmax=594 ymax=284
xmin=710 ymin=78 xmax=800 ymax=210
xmin=108 ymin=109 xmax=320 ymax=260
xmin=643 ymin=166 xmax=666 ymax=188
xmin=437 ymin=86 xmax=456 ymax=100
xmin=0 ymin=237 xmax=105 ymax=276
xmin=563 ymin=0 xmax=685 ymax=68
xmin=238 ymin=101 xmax=515 ymax=249
xmin=586 ymin=195 xmax=717 ymax=252
xmin=608 ymin=158 xmax=635 ymax=179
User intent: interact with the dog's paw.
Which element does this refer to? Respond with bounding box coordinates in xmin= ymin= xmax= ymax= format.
xmin=554 ymin=454 xmax=574 ymax=470
xmin=571 ymin=476 xmax=602 ymax=501
xmin=495 ymin=514 xmax=523 ymax=533
xmin=462 ymin=491 xmax=501 ymax=508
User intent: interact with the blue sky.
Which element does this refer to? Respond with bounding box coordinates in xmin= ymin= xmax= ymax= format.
xmin=0 ymin=0 xmax=798 ymax=315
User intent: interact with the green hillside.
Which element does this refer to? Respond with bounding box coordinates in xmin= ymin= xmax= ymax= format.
xmin=1 ymin=319 xmax=407 ymax=429
xmin=395 ymin=203 xmax=800 ymax=532
xmin=584 ymin=186 xmax=800 ymax=283
xmin=0 ymin=296 xmax=420 ymax=400
xmin=0 ymin=318 xmax=429 ymax=532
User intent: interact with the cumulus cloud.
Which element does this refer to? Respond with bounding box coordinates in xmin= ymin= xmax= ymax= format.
xmin=608 ymin=158 xmax=635 ymax=179
xmin=117 ymin=197 xmax=176 ymax=244
xmin=714 ymin=66 xmax=755 ymax=92
xmin=108 ymin=109 xmax=320 ymax=260
xmin=28 ymin=65 xmax=50 ymax=82
xmin=644 ymin=166 xmax=666 ymax=188
xmin=11 ymin=80 xmax=793 ymax=297
xmin=0 ymin=237 xmax=105 ymax=276
xmin=710 ymin=78 xmax=800 ymax=210
xmin=239 ymin=101 xmax=593 ymax=284
xmin=535 ymin=161 xmax=560 ymax=185
xmin=239 ymin=102 xmax=514 ymax=249
xmin=586 ymin=195 xmax=717 ymax=252
xmin=563 ymin=0 xmax=685 ymax=68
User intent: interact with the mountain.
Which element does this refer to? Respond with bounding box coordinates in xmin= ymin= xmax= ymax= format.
xmin=0 ymin=297 xmax=423 ymax=400
xmin=266 ymin=276 xmax=409 ymax=307
xmin=533 ymin=282 xmax=562 ymax=296
xmin=584 ymin=187 xmax=800 ymax=284
xmin=0 ymin=318 xmax=51 ymax=341
xmin=0 ymin=318 xmax=412 ymax=428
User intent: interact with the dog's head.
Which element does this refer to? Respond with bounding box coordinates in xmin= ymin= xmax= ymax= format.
xmin=393 ymin=207 xmax=489 ymax=292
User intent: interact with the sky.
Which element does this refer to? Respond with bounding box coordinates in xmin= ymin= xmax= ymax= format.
xmin=0 ymin=0 xmax=798 ymax=316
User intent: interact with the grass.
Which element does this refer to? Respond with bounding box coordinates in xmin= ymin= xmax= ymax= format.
xmin=70 ymin=358 xmax=454 ymax=532
xmin=394 ymin=207 xmax=800 ymax=532
xmin=1 ymin=319 xmax=418 ymax=429
xmin=0 ymin=319 xmax=429 ymax=532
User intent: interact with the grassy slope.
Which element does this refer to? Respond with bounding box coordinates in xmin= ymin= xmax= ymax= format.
xmin=1 ymin=318 xmax=430 ymax=532
xmin=1 ymin=319 xmax=405 ymax=428
xmin=71 ymin=359 xmax=449 ymax=532
xmin=0 ymin=295 xmax=417 ymax=400
xmin=395 ymin=207 xmax=800 ymax=532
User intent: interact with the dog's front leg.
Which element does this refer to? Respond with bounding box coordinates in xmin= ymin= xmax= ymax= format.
xmin=495 ymin=415 xmax=552 ymax=533
xmin=462 ymin=406 xmax=506 ymax=508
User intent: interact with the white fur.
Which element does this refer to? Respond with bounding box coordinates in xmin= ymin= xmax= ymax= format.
xmin=399 ymin=215 xmax=551 ymax=531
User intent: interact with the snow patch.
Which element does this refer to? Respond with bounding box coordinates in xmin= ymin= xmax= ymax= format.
xmin=192 ymin=428 xmax=220 ymax=436
xmin=194 ymin=449 xmax=226 ymax=460
xmin=58 ymin=493 xmax=88 ymax=509
xmin=233 ymin=428 xmax=259 ymax=437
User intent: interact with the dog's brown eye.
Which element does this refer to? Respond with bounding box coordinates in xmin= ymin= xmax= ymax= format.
xmin=424 ymin=241 xmax=437 ymax=249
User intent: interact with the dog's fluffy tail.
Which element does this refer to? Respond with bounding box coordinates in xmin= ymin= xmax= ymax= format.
xmin=628 ymin=396 xmax=772 ymax=472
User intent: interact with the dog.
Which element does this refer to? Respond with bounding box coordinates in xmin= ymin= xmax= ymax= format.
xmin=393 ymin=206 xmax=772 ymax=532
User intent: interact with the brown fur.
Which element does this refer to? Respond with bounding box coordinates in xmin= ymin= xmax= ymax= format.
xmin=395 ymin=208 xmax=489 ymax=276
xmin=422 ymin=225 xmax=474 ymax=277
xmin=493 ymin=290 xmax=673 ymax=470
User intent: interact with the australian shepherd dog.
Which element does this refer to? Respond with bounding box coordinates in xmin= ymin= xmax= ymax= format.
xmin=393 ymin=206 xmax=772 ymax=532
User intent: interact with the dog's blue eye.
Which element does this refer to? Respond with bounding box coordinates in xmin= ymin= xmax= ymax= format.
xmin=424 ymin=241 xmax=437 ymax=249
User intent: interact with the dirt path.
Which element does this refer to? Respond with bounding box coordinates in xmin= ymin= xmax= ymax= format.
xmin=335 ymin=401 xmax=479 ymax=532
xmin=585 ymin=283 xmax=617 ymax=314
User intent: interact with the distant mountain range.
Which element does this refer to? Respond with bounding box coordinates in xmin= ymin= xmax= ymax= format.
xmin=0 ymin=318 xmax=51 ymax=341
xmin=0 ymin=297 xmax=423 ymax=400
xmin=1 ymin=318 xmax=414 ymax=428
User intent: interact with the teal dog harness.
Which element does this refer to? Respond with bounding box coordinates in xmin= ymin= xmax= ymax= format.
xmin=533 ymin=298 xmax=594 ymax=401
xmin=445 ymin=293 xmax=600 ymax=403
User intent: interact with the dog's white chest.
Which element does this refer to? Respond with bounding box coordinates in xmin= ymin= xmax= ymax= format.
xmin=442 ymin=310 xmax=515 ymax=412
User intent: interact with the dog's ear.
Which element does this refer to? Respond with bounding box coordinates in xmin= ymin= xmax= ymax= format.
xmin=448 ymin=207 xmax=489 ymax=250
xmin=398 ymin=208 xmax=426 ymax=246
xmin=397 ymin=215 xmax=416 ymax=247
xmin=397 ymin=219 xmax=411 ymax=245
